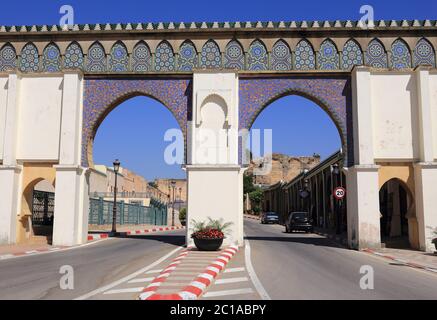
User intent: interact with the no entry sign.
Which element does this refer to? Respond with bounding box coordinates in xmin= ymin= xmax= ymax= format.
xmin=333 ymin=187 xmax=346 ymax=200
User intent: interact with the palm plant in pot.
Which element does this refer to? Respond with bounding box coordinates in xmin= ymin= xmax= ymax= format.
xmin=191 ymin=218 xmax=233 ymax=251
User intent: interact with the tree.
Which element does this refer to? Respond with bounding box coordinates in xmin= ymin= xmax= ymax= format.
xmin=243 ymin=173 xmax=256 ymax=194
xmin=249 ymin=188 xmax=264 ymax=214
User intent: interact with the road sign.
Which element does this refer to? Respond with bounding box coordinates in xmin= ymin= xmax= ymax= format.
xmin=333 ymin=187 xmax=346 ymax=200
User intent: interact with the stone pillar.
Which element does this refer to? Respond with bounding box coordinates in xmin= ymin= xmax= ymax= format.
xmin=414 ymin=163 xmax=437 ymax=252
xmin=0 ymin=165 xmax=22 ymax=244
xmin=347 ymin=67 xmax=381 ymax=249
xmin=413 ymin=67 xmax=437 ymax=252
xmin=345 ymin=165 xmax=381 ymax=249
xmin=186 ymin=70 xmax=243 ymax=247
xmin=0 ymin=73 xmax=22 ymax=244
xmin=52 ymin=71 xmax=88 ymax=246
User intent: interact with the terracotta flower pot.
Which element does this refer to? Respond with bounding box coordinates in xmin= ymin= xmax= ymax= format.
xmin=193 ymin=238 xmax=223 ymax=251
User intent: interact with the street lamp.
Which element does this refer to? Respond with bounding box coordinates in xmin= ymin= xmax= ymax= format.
xmin=111 ymin=159 xmax=121 ymax=235
xmin=171 ymin=180 xmax=176 ymax=227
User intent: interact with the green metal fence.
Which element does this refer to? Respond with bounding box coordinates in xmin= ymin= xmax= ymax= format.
xmin=89 ymin=198 xmax=168 ymax=226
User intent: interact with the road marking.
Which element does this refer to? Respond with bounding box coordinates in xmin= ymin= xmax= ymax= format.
xmin=244 ymin=238 xmax=271 ymax=300
xmin=203 ymin=288 xmax=254 ymax=298
xmin=145 ymin=269 xmax=163 ymax=274
xmin=104 ymin=287 xmax=144 ymax=294
xmin=224 ymin=267 xmax=245 ymax=273
xmin=215 ymin=277 xmax=249 ymax=284
xmin=127 ymin=277 xmax=154 ymax=284
xmin=74 ymin=246 xmax=183 ymax=300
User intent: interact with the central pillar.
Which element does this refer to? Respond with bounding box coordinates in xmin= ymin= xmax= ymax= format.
xmin=186 ymin=71 xmax=243 ymax=247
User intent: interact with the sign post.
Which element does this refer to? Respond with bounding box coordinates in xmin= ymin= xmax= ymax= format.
xmin=333 ymin=187 xmax=346 ymax=200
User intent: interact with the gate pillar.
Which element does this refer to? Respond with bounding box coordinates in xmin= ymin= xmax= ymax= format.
xmin=186 ymin=71 xmax=244 ymax=247
xmin=52 ymin=72 xmax=89 ymax=246
xmin=0 ymin=165 xmax=22 ymax=244
xmin=52 ymin=165 xmax=89 ymax=246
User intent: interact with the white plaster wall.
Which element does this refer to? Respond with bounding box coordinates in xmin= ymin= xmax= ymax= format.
xmin=186 ymin=166 xmax=243 ymax=246
xmin=16 ymin=76 xmax=63 ymax=161
xmin=0 ymin=76 xmax=8 ymax=160
xmin=371 ymin=73 xmax=418 ymax=161
xmin=189 ymin=71 xmax=239 ymax=165
xmin=429 ymin=73 xmax=437 ymax=161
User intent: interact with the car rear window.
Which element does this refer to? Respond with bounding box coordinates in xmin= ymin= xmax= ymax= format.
xmin=266 ymin=212 xmax=278 ymax=217
xmin=292 ymin=212 xmax=306 ymax=219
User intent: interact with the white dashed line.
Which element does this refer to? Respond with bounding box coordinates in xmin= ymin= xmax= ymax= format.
xmin=215 ymin=277 xmax=249 ymax=284
xmin=145 ymin=269 xmax=163 ymax=274
xmin=203 ymin=288 xmax=254 ymax=298
xmin=104 ymin=287 xmax=144 ymax=294
xmin=224 ymin=267 xmax=245 ymax=273
xmin=127 ymin=277 xmax=155 ymax=284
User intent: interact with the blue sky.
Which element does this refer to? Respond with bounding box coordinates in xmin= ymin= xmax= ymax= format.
xmin=6 ymin=0 xmax=436 ymax=180
xmin=1 ymin=0 xmax=436 ymax=25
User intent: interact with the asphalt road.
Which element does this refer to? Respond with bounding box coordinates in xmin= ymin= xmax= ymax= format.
xmin=0 ymin=230 xmax=185 ymax=300
xmin=244 ymin=218 xmax=437 ymax=300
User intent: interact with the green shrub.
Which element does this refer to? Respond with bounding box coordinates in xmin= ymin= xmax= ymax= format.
xmin=179 ymin=207 xmax=187 ymax=221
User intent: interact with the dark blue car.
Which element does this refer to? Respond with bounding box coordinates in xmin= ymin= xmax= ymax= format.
xmin=261 ymin=212 xmax=279 ymax=224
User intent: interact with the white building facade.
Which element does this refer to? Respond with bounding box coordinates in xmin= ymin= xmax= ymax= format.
xmin=0 ymin=20 xmax=436 ymax=251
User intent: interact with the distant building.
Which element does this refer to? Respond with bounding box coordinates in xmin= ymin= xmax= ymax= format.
xmin=245 ymin=153 xmax=321 ymax=186
xmin=89 ymin=165 xmax=168 ymax=206
xmin=154 ymin=178 xmax=187 ymax=206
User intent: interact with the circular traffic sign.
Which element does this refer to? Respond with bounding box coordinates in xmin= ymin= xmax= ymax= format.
xmin=333 ymin=187 xmax=346 ymax=200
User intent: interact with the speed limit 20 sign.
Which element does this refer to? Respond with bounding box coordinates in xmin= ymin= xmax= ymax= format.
xmin=333 ymin=187 xmax=346 ymax=200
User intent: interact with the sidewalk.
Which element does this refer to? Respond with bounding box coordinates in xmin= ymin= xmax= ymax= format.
xmin=363 ymin=247 xmax=437 ymax=273
xmin=0 ymin=243 xmax=67 ymax=257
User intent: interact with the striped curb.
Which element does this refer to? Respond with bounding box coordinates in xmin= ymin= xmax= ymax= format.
xmin=126 ymin=226 xmax=185 ymax=235
xmin=87 ymin=233 xmax=109 ymax=241
xmin=0 ymin=246 xmax=67 ymax=261
xmin=362 ymin=248 xmax=437 ymax=274
xmin=139 ymin=245 xmax=239 ymax=300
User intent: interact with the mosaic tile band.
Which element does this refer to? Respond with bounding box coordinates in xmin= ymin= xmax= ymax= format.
xmin=239 ymin=76 xmax=352 ymax=165
xmin=82 ymin=76 xmax=352 ymax=167
xmin=82 ymin=78 xmax=190 ymax=167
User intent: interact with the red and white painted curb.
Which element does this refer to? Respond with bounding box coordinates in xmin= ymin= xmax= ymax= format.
xmin=139 ymin=245 xmax=239 ymax=300
xmin=126 ymin=226 xmax=185 ymax=235
xmin=87 ymin=233 xmax=109 ymax=241
xmin=363 ymin=248 xmax=437 ymax=274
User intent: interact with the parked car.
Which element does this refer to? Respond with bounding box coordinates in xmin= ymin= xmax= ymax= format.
xmin=285 ymin=212 xmax=313 ymax=233
xmin=261 ymin=212 xmax=279 ymax=224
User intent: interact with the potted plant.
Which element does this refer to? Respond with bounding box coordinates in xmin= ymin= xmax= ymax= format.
xmin=191 ymin=218 xmax=233 ymax=251
xmin=179 ymin=208 xmax=187 ymax=227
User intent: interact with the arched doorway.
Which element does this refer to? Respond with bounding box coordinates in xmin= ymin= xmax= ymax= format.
xmin=246 ymin=92 xmax=344 ymax=234
xmin=89 ymin=94 xmax=186 ymax=230
xmin=19 ymin=163 xmax=57 ymax=244
xmin=379 ymin=178 xmax=415 ymax=249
